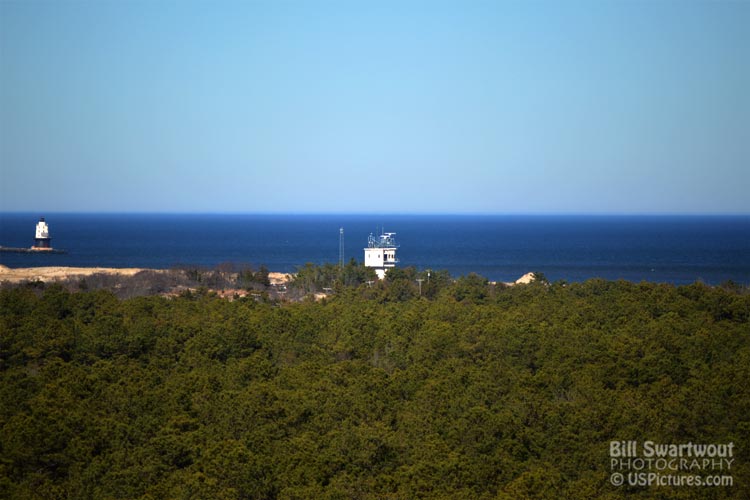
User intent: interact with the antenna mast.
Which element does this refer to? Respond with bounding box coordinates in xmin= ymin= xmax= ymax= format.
xmin=339 ymin=227 xmax=345 ymax=268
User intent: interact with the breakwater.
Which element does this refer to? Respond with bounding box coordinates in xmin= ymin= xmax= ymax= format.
xmin=0 ymin=246 xmax=66 ymax=254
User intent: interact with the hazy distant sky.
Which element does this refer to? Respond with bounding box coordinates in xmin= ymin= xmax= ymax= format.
xmin=1 ymin=0 xmax=748 ymax=214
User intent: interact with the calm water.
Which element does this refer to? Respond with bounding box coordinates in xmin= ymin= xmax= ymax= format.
xmin=1 ymin=213 xmax=749 ymax=285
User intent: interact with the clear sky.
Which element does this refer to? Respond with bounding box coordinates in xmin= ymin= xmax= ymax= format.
xmin=1 ymin=0 xmax=748 ymax=214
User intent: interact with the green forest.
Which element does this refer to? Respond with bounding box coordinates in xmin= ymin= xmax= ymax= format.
xmin=1 ymin=268 xmax=748 ymax=499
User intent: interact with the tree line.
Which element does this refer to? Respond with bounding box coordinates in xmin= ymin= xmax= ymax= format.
xmin=0 ymin=266 xmax=748 ymax=498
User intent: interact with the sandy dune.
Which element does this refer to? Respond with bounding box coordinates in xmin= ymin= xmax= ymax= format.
xmin=0 ymin=265 xmax=293 ymax=286
xmin=0 ymin=265 xmax=148 ymax=283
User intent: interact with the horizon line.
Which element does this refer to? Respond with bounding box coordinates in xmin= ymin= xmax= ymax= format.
xmin=1 ymin=210 xmax=749 ymax=217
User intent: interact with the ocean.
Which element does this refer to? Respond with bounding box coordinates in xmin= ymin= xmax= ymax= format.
xmin=1 ymin=213 xmax=749 ymax=285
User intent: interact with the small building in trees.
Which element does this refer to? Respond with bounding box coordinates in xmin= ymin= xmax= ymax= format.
xmin=364 ymin=231 xmax=399 ymax=279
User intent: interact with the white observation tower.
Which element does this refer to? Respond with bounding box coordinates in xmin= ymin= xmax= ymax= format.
xmin=33 ymin=217 xmax=52 ymax=249
xmin=364 ymin=231 xmax=399 ymax=279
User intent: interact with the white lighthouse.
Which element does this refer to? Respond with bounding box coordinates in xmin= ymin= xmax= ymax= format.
xmin=33 ymin=217 xmax=52 ymax=249
xmin=364 ymin=231 xmax=399 ymax=279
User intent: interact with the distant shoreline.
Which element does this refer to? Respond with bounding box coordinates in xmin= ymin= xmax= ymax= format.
xmin=0 ymin=265 xmax=537 ymax=288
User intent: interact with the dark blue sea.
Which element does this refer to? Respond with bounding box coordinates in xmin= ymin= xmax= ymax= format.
xmin=1 ymin=213 xmax=749 ymax=285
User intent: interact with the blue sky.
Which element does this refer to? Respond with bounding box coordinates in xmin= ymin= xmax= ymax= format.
xmin=1 ymin=0 xmax=748 ymax=214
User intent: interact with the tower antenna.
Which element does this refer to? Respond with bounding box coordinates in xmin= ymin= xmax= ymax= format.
xmin=339 ymin=227 xmax=345 ymax=268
